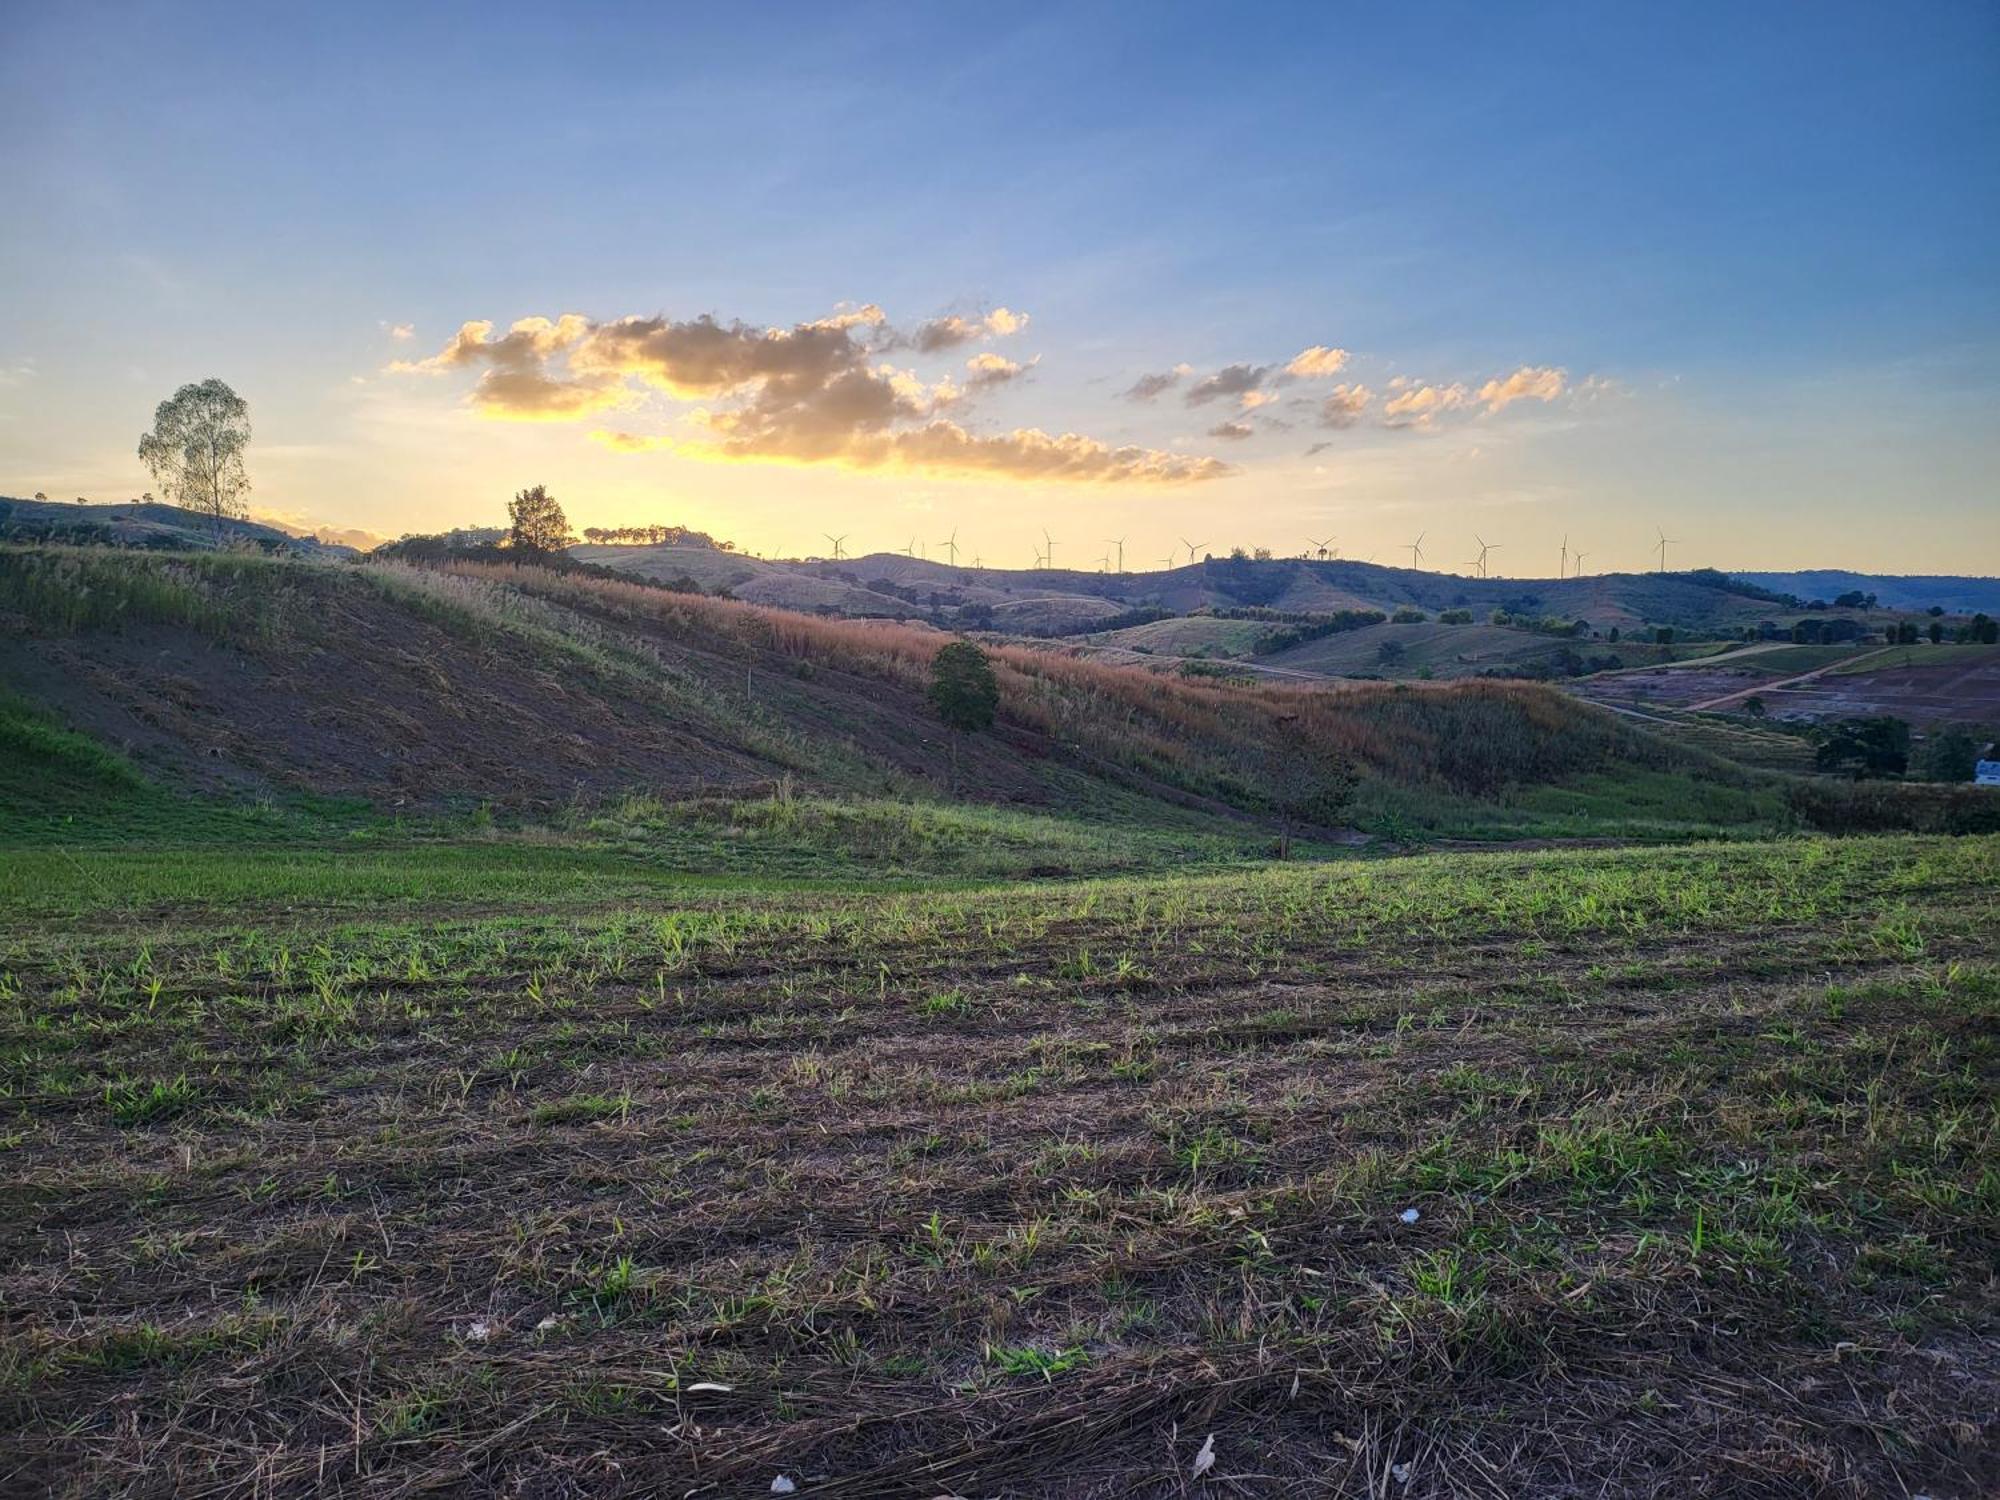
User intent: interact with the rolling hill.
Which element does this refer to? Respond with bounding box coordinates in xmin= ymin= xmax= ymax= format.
xmin=0 ymin=497 xmax=358 ymax=559
xmin=0 ymin=544 xmax=1876 ymax=844
xmin=579 ymin=544 xmax=1954 ymax=640
xmin=8 ymin=546 xmax=1995 ymax=845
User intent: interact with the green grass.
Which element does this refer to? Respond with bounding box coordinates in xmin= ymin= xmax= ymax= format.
xmin=1829 ymin=642 xmax=2000 ymax=675
xmin=1349 ymin=764 xmax=1785 ymax=841
xmin=2 ymin=834 xmax=1994 ymax=1495
xmin=0 ymin=688 xmax=368 ymax=846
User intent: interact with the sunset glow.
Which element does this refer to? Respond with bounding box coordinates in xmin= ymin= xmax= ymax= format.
xmin=2 ymin=4 xmax=1995 ymax=571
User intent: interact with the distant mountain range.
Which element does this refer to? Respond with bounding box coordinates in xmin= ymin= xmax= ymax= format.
xmin=1729 ymin=571 xmax=2000 ymax=614
xmin=576 ymin=543 xmax=1999 ymax=634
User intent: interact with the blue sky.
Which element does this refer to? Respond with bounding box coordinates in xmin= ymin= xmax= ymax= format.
xmin=2 ymin=1 xmax=1995 ymax=572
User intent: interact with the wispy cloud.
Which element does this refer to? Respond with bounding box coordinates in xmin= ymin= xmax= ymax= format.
xmin=1382 ymin=380 xmax=1472 ymax=427
xmin=1477 ymin=365 xmax=1566 ymax=412
xmin=1185 ymin=362 xmax=1271 ymax=407
xmin=1317 ymin=383 xmax=1372 ymax=428
xmin=906 ymin=306 xmax=1030 ymax=353
xmin=1122 ymin=363 xmax=1192 ymax=401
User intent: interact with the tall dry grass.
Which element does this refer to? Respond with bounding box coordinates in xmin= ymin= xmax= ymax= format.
xmin=438 ymin=559 xmax=1707 ymax=802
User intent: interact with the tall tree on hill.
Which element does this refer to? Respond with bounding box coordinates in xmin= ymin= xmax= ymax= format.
xmin=137 ymin=379 xmax=251 ymax=540
xmin=928 ymin=640 xmax=999 ymax=789
xmin=507 ymin=485 xmax=573 ymax=558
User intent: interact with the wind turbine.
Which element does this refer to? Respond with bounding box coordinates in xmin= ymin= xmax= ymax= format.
xmin=1104 ymin=536 xmax=1126 ymax=572
xmin=902 ymin=536 xmax=917 ymax=558
xmin=939 ymin=529 xmax=960 ymax=566
xmin=822 ymin=532 xmax=847 ymax=561
xmin=1655 ymin=527 xmax=1678 ymax=573
xmin=1473 ymin=534 xmax=1501 ymax=579
xmin=1160 ymin=554 xmax=1177 ymax=569
xmin=1042 ymin=528 xmax=1058 ymax=570
xmin=1181 ymin=536 xmax=1209 ymax=564
xmin=1097 ymin=552 xmax=1111 ymax=573
xmin=1560 ymin=533 xmax=1568 ymax=578
xmin=1306 ymin=535 xmax=1335 ymax=561
xmin=1572 ymin=551 xmax=1587 ymax=577
xmin=1406 ymin=531 xmax=1426 ymax=570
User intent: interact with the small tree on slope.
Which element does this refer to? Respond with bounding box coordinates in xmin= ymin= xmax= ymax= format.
xmin=928 ymin=641 xmax=999 ymax=790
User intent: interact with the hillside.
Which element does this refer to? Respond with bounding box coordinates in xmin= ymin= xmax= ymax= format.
xmin=3 ymin=545 xmax=1870 ymax=844
xmin=0 ymin=497 xmax=358 ymax=559
xmin=580 ymin=544 xmax=1910 ymax=638
xmin=1733 ymin=569 xmax=2000 ymax=614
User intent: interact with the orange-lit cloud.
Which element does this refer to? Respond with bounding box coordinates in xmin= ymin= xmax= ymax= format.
xmin=1173 ymin=346 xmax=1353 ymax=408
xmin=251 ymin=508 xmax=391 ymax=551
xmin=398 ymin=304 xmax=1222 ymax=484
xmin=1382 ymin=380 xmax=1472 ymax=427
xmin=964 ymin=351 xmax=1031 ymax=390
xmin=389 ymin=314 xmax=629 ymax=419
xmin=907 ymin=307 xmax=1029 ymax=353
xmin=1478 ymin=365 xmax=1567 ymax=411
xmin=1317 ymin=384 xmax=1372 ymax=428
xmin=598 ymin=420 xmax=1230 ymax=483
xmin=1285 ymin=345 xmax=1349 ymax=377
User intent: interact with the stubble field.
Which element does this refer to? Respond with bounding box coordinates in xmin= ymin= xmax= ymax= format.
xmin=2 ymin=836 xmax=1996 ymax=1497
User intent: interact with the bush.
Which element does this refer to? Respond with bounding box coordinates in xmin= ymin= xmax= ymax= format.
xmin=1813 ymin=716 xmax=1910 ymax=778
xmin=1787 ymin=779 xmax=2000 ymax=834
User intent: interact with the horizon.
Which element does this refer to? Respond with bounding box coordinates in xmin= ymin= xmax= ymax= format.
xmin=3 ymin=3 xmax=1997 ymax=574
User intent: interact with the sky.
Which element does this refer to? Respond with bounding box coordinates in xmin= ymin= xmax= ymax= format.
xmin=1 ymin=1 xmax=1996 ymax=576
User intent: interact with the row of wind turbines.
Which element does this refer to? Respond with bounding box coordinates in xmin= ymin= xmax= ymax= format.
xmin=815 ymin=526 xmax=1684 ymax=578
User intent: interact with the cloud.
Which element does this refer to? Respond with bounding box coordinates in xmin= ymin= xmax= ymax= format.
xmin=1237 ymin=389 xmax=1279 ymax=411
xmin=251 ymin=508 xmax=391 ymax=551
xmin=388 ymin=314 xmax=629 ymax=419
xmin=1285 ymin=345 xmax=1349 ymax=378
xmin=1207 ymin=420 xmax=1256 ymax=441
xmin=1477 ymin=365 xmax=1566 ymax=412
xmin=601 ymin=420 xmax=1230 ymax=483
xmin=964 ymin=351 xmax=1032 ymax=391
xmin=1123 ymin=364 xmax=1192 ymax=401
xmin=1382 ymin=381 xmax=1471 ymax=427
xmin=398 ymin=303 xmax=1223 ymax=484
xmin=1317 ymin=384 xmax=1372 ymax=428
xmin=1185 ymin=363 xmax=1272 ymax=406
xmin=386 ymin=322 xmax=415 ymax=341
xmin=908 ymin=307 xmax=1029 ymax=353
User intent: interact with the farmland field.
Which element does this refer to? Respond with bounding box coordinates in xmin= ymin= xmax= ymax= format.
xmin=4 ymin=834 xmax=1995 ymax=1497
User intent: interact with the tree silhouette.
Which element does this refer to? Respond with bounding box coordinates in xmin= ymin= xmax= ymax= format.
xmin=137 ymin=378 xmax=251 ymax=539
xmin=507 ymin=485 xmax=573 ymax=558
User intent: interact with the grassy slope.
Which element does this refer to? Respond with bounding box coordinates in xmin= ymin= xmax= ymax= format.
xmin=1082 ymin=615 xmax=1269 ymax=658
xmin=3 ymin=835 xmax=1993 ymax=1496
xmin=1 ymin=546 xmax=1809 ymax=844
xmin=11 ymin=547 xmax=1997 ymax=850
